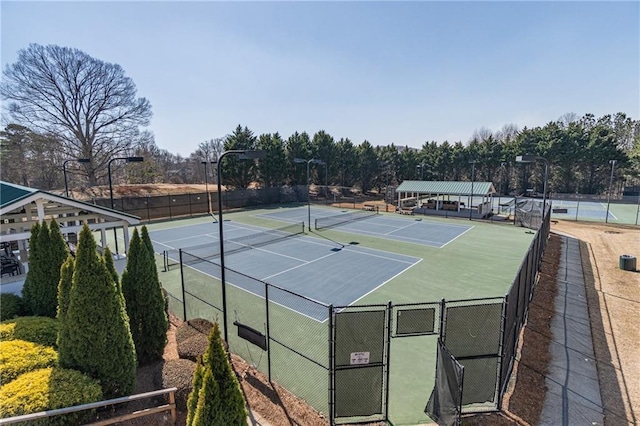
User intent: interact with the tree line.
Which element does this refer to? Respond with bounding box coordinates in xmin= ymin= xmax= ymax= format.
xmin=1 ymin=44 xmax=639 ymax=197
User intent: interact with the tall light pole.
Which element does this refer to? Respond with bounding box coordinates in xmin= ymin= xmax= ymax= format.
xmin=469 ymin=160 xmax=476 ymax=220
xmin=605 ymin=159 xmax=617 ymax=223
xmin=516 ymin=155 xmax=549 ymax=219
xmin=294 ymin=157 xmax=325 ymax=229
xmin=108 ymin=156 xmax=144 ymax=256
xmin=217 ymin=149 xmax=266 ymax=342
xmin=202 ymin=161 xmax=215 ymax=214
xmin=63 ymin=158 xmax=91 ymax=198
xmin=497 ymin=162 xmax=506 ymax=215
xmin=416 ymin=162 xmax=427 ymax=180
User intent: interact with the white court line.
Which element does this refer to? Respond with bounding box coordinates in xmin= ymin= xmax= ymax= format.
xmin=342 ymin=245 xmax=417 ymax=265
xmin=160 ymin=233 xmax=217 ymax=245
xmin=384 ymin=221 xmax=420 ymax=235
xmin=440 ymin=225 xmax=475 ymax=248
xmin=334 ymin=225 xmax=448 ymax=247
xmin=180 ymin=265 xmax=326 ymax=323
xmin=261 ymin=250 xmax=342 ymax=281
xmin=600 ymin=203 xmax=618 ymax=219
xmin=328 ymin=258 xmax=424 ymax=319
xmin=239 ymin=245 xmax=309 ymax=263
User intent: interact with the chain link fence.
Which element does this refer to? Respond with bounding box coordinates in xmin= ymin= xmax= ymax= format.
xmin=155 ymin=205 xmax=551 ymax=425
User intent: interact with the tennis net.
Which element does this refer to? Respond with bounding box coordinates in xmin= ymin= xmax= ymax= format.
xmin=314 ymin=207 xmax=379 ymax=230
xmin=166 ymin=222 xmax=305 ymax=268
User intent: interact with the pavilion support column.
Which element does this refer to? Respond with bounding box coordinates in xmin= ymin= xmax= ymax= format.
xmin=100 ymin=228 xmax=107 ymax=251
xmin=122 ymin=226 xmax=131 ymax=256
xmin=35 ymin=199 xmax=45 ymax=224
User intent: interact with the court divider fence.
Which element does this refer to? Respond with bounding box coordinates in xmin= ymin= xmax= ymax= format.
xmin=157 ymin=208 xmax=551 ymax=425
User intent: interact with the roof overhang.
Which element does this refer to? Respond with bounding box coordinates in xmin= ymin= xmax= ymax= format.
xmin=1 ymin=184 xmax=140 ymax=244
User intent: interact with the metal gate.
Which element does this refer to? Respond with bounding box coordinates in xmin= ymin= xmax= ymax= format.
xmin=330 ymin=303 xmax=390 ymax=424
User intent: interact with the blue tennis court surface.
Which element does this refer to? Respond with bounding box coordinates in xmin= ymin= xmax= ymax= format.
xmin=149 ymin=221 xmax=420 ymax=321
xmin=257 ymin=206 xmax=472 ymax=248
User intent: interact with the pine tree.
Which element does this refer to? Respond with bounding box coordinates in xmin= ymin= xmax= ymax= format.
xmin=188 ymin=322 xmax=246 ymax=425
xmin=58 ymin=224 xmax=136 ymax=398
xmin=56 ymin=255 xmax=75 ymax=351
xmin=21 ymin=222 xmax=41 ymax=315
xmin=121 ymin=228 xmax=168 ymax=365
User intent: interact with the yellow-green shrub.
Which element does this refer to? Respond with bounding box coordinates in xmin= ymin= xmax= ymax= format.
xmin=0 ymin=340 xmax=58 ymax=384
xmin=0 ymin=316 xmax=59 ymax=348
xmin=0 ymin=367 xmax=103 ymax=426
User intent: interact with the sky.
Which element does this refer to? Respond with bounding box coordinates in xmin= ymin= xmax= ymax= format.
xmin=1 ymin=1 xmax=639 ymax=157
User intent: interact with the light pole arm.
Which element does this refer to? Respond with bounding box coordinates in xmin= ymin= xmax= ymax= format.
xmin=63 ymin=160 xmax=72 ymax=198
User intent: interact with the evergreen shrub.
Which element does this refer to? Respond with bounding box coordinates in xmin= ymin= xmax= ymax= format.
xmin=0 ymin=340 xmax=58 ymax=384
xmin=0 ymin=367 xmax=102 ymax=426
xmin=0 ymin=316 xmax=59 ymax=348
xmin=57 ymin=224 xmax=136 ymax=399
xmin=0 ymin=293 xmax=23 ymax=321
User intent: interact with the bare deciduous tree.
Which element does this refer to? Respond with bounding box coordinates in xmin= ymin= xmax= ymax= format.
xmin=1 ymin=43 xmax=152 ymax=186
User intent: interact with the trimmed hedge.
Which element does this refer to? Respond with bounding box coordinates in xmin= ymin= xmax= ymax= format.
xmin=0 ymin=340 xmax=58 ymax=384
xmin=0 ymin=293 xmax=23 ymax=322
xmin=161 ymin=358 xmax=197 ymax=411
xmin=0 ymin=316 xmax=59 ymax=348
xmin=0 ymin=367 xmax=103 ymax=426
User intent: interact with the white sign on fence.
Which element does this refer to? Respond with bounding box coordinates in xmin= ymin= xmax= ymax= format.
xmin=350 ymin=351 xmax=370 ymax=365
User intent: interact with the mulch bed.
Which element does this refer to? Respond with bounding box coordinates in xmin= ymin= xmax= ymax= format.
xmin=464 ymin=233 xmax=561 ymax=425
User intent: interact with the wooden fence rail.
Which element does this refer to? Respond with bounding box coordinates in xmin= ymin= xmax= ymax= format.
xmin=0 ymin=387 xmax=177 ymax=425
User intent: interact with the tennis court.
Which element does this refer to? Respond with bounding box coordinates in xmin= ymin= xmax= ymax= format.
xmin=149 ymin=220 xmax=421 ymax=321
xmin=142 ymin=206 xmax=536 ymax=425
xmin=257 ymin=206 xmax=473 ymax=248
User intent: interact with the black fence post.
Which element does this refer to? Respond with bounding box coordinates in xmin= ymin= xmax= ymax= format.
xmin=496 ymin=297 xmax=508 ymax=410
xmin=328 ymin=304 xmax=335 ymax=426
xmin=188 ymin=192 xmax=193 ymax=217
xmin=179 ymin=249 xmax=187 ymax=321
xmin=146 ymin=196 xmax=151 ymax=223
xmin=384 ymin=301 xmax=392 ymax=423
xmin=439 ymin=298 xmax=446 ymax=341
xmin=265 ymin=282 xmax=271 ymax=382
xmin=168 ymin=194 xmax=173 ymax=219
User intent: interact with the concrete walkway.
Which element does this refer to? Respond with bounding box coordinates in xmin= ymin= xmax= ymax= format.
xmin=539 ymin=235 xmax=604 ymax=425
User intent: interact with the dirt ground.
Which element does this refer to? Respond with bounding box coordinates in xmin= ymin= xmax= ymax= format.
xmin=551 ymin=220 xmax=639 ymax=425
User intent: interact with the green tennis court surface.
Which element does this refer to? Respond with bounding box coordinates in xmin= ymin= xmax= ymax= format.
xmin=138 ymin=205 xmax=535 ymax=425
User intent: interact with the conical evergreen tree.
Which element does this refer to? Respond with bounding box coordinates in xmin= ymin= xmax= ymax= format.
xmin=103 ymin=247 xmax=120 ymax=289
xmin=186 ymin=359 xmax=205 ymax=426
xmin=56 ymin=255 xmax=75 ymax=351
xmin=207 ymin=323 xmax=246 ymax=424
xmin=121 ymin=228 xmax=168 ymax=365
xmin=58 ymin=224 xmax=136 ymax=398
xmin=192 ymin=369 xmax=222 ymax=426
xmin=21 ymin=222 xmax=41 ymax=315
xmin=47 ymin=220 xmax=69 ymax=316
xmin=189 ymin=322 xmax=246 ymax=425
xmin=22 ymin=221 xmax=51 ymax=316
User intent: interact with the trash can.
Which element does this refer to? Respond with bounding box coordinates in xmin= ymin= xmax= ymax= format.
xmin=619 ymin=255 xmax=637 ymax=271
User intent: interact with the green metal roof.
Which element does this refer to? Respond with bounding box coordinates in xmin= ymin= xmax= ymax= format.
xmin=396 ymin=180 xmax=495 ymax=195
xmin=0 ymin=182 xmax=38 ymax=208
xmin=0 ymin=180 xmax=139 ymax=221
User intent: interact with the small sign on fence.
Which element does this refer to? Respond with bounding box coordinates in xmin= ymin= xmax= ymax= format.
xmin=350 ymin=351 xmax=371 ymax=365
